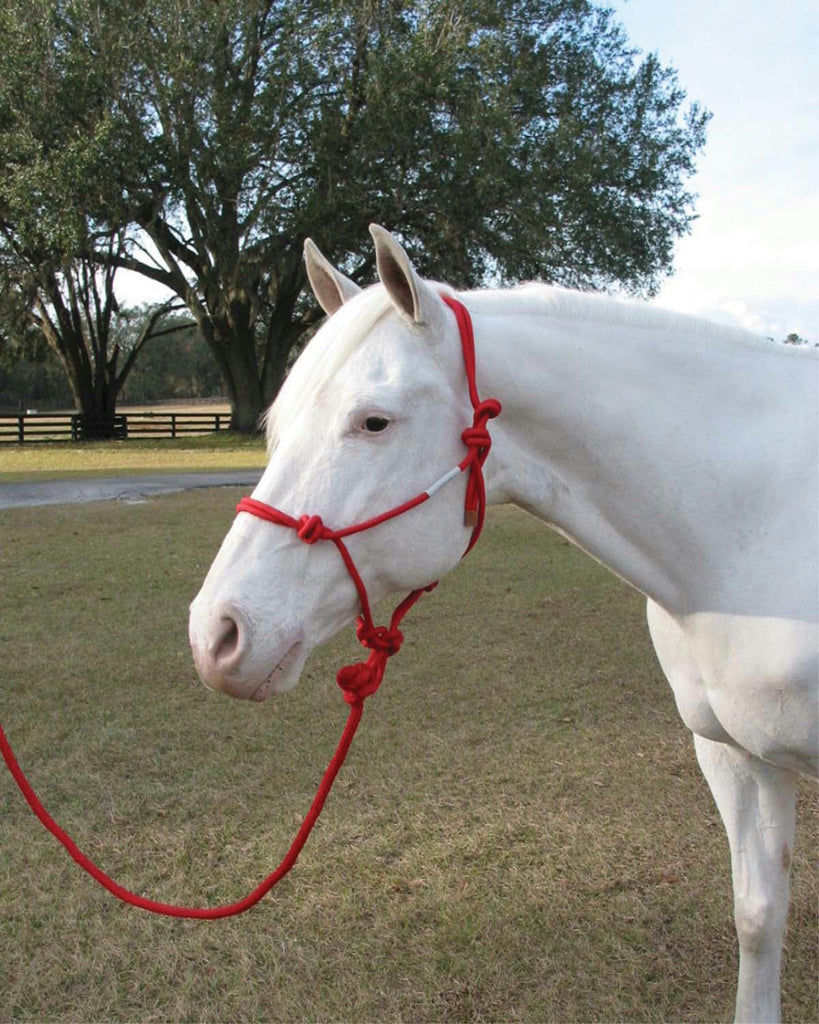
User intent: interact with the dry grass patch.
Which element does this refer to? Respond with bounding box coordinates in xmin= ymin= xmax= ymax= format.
xmin=0 ymin=434 xmax=266 ymax=481
xmin=1 ymin=497 xmax=816 ymax=1022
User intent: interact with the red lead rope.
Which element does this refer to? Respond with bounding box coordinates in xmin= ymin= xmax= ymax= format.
xmin=0 ymin=294 xmax=500 ymax=919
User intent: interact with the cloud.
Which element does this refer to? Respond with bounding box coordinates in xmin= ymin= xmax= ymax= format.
xmin=612 ymin=0 xmax=819 ymax=343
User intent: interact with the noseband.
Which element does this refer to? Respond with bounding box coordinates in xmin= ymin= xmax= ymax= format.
xmin=236 ymin=294 xmax=501 ymax=707
xmin=0 ymin=293 xmax=501 ymax=919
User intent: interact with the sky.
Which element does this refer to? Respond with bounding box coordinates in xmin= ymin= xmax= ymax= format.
xmin=119 ymin=0 xmax=819 ymax=342
xmin=611 ymin=0 xmax=818 ymax=341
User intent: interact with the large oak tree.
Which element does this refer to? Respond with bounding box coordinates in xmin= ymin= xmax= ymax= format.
xmin=0 ymin=0 xmax=709 ymax=432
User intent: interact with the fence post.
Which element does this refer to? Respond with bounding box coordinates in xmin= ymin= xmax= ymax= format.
xmin=17 ymin=415 xmax=24 ymax=444
xmin=171 ymin=413 xmax=176 ymax=439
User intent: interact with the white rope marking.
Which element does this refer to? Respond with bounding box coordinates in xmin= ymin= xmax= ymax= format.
xmin=424 ymin=465 xmax=462 ymax=498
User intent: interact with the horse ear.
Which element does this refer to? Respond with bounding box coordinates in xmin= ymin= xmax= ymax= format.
xmin=369 ymin=224 xmax=440 ymax=327
xmin=304 ymin=238 xmax=361 ymax=315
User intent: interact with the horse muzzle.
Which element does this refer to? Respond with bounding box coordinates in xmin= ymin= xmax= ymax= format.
xmin=188 ymin=598 xmax=304 ymax=700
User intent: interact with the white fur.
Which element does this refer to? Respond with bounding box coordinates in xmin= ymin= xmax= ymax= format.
xmin=191 ymin=230 xmax=817 ymax=1023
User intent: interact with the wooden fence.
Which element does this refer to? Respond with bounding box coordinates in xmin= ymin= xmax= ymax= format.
xmin=0 ymin=411 xmax=232 ymax=444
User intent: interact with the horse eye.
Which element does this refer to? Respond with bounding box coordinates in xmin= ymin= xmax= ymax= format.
xmin=363 ymin=416 xmax=390 ymax=433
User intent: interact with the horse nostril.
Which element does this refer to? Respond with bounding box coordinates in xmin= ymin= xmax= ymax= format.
xmin=211 ymin=616 xmax=241 ymax=668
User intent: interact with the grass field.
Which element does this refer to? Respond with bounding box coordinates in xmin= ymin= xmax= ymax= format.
xmin=1 ymin=494 xmax=816 ymax=1023
xmin=0 ymin=433 xmax=267 ymax=482
xmin=116 ymin=402 xmax=231 ymax=414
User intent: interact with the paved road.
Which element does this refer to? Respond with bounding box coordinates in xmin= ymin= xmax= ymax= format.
xmin=0 ymin=470 xmax=263 ymax=510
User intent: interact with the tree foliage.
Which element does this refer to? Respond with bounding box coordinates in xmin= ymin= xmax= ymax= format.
xmin=0 ymin=228 xmax=189 ymax=429
xmin=0 ymin=310 xmax=223 ymax=411
xmin=0 ymin=0 xmax=710 ymax=431
xmin=0 ymin=348 xmax=75 ymax=412
xmin=0 ymin=1 xmax=192 ymax=429
xmin=118 ymin=316 xmax=225 ymax=404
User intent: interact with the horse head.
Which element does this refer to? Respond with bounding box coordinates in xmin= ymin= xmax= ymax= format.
xmin=189 ymin=227 xmax=479 ymax=700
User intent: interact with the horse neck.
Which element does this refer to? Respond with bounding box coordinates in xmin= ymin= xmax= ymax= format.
xmin=471 ymin=293 xmax=814 ymax=614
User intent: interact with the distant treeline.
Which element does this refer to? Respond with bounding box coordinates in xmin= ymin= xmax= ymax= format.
xmin=0 ymin=324 xmax=224 ymax=412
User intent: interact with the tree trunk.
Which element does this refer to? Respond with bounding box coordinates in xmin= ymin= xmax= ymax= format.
xmin=65 ymin=348 xmax=120 ymax=437
xmin=227 ymin=364 xmax=264 ymax=433
xmin=261 ymin=317 xmax=302 ymax=409
xmin=204 ymin=316 xmax=264 ymax=434
xmin=42 ymin=317 xmax=118 ymax=437
xmin=261 ymin=337 xmax=291 ymax=410
xmin=260 ymin=267 xmax=312 ymax=410
xmin=33 ymin=267 xmax=126 ymax=439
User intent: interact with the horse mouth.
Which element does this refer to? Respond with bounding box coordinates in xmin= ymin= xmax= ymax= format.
xmin=250 ymin=641 xmax=304 ymax=702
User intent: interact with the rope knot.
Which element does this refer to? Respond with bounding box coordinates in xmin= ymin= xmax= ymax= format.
xmin=336 ymin=655 xmax=385 ymax=705
xmin=461 ymin=398 xmax=502 ymax=458
xmin=461 ymin=396 xmax=501 ymax=530
xmin=475 ymin=397 xmax=502 ymax=422
xmin=296 ymin=514 xmax=325 ymax=544
xmin=335 ymin=618 xmax=405 ymax=705
xmin=461 ymin=424 xmax=492 ymax=452
xmin=355 ymin=619 xmax=404 ymax=656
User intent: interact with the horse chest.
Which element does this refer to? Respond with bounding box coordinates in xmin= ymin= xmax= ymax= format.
xmin=648 ymin=601 xmax=819 ymax=774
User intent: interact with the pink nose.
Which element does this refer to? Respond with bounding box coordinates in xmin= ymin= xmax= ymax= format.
xmin=190 ymin=605 xmax=249 ymax=691
xmin=211 ymin=615 xmax=241 ymax=669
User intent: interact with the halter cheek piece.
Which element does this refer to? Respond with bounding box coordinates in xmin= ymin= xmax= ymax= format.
xmin=0 ymin=293 xmax=500 ymax=919
xmin=236 ymin=294 xmax=501 ymax=707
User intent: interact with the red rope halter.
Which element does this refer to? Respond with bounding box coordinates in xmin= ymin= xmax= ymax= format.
xmin=0 ymin=294 xmax=500 ymax=919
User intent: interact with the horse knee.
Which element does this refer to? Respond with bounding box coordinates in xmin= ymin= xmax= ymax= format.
xmin=734 ymin=894 xmax=787 ymax=954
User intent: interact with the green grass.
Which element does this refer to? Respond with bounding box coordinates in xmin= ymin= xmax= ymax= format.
xmin=0 ymin=433 xmax=267 ymax=482
xmin=1 ymin=496 xmax=816 ymax=1023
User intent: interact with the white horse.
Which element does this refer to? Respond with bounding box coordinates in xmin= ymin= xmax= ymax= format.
xmin=189 ymin=226 xmax=818 ymax=1023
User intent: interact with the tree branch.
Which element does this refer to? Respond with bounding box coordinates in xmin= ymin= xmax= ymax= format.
xmin=114 ymin=299 xmax=188 ymax=389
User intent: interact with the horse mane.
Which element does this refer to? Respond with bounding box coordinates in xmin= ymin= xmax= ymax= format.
xmin=461 ymin=283 xmax=813 ymax=358
xmin=266 ymin=279 xmax=812 ymax=447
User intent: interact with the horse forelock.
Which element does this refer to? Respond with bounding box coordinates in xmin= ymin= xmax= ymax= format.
xmin=264 ymin=286 xmax=394 ymax=452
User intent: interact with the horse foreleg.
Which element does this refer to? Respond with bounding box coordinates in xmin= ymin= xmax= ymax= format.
xmin=693 ymin=734 xmax=797 ymax=1024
